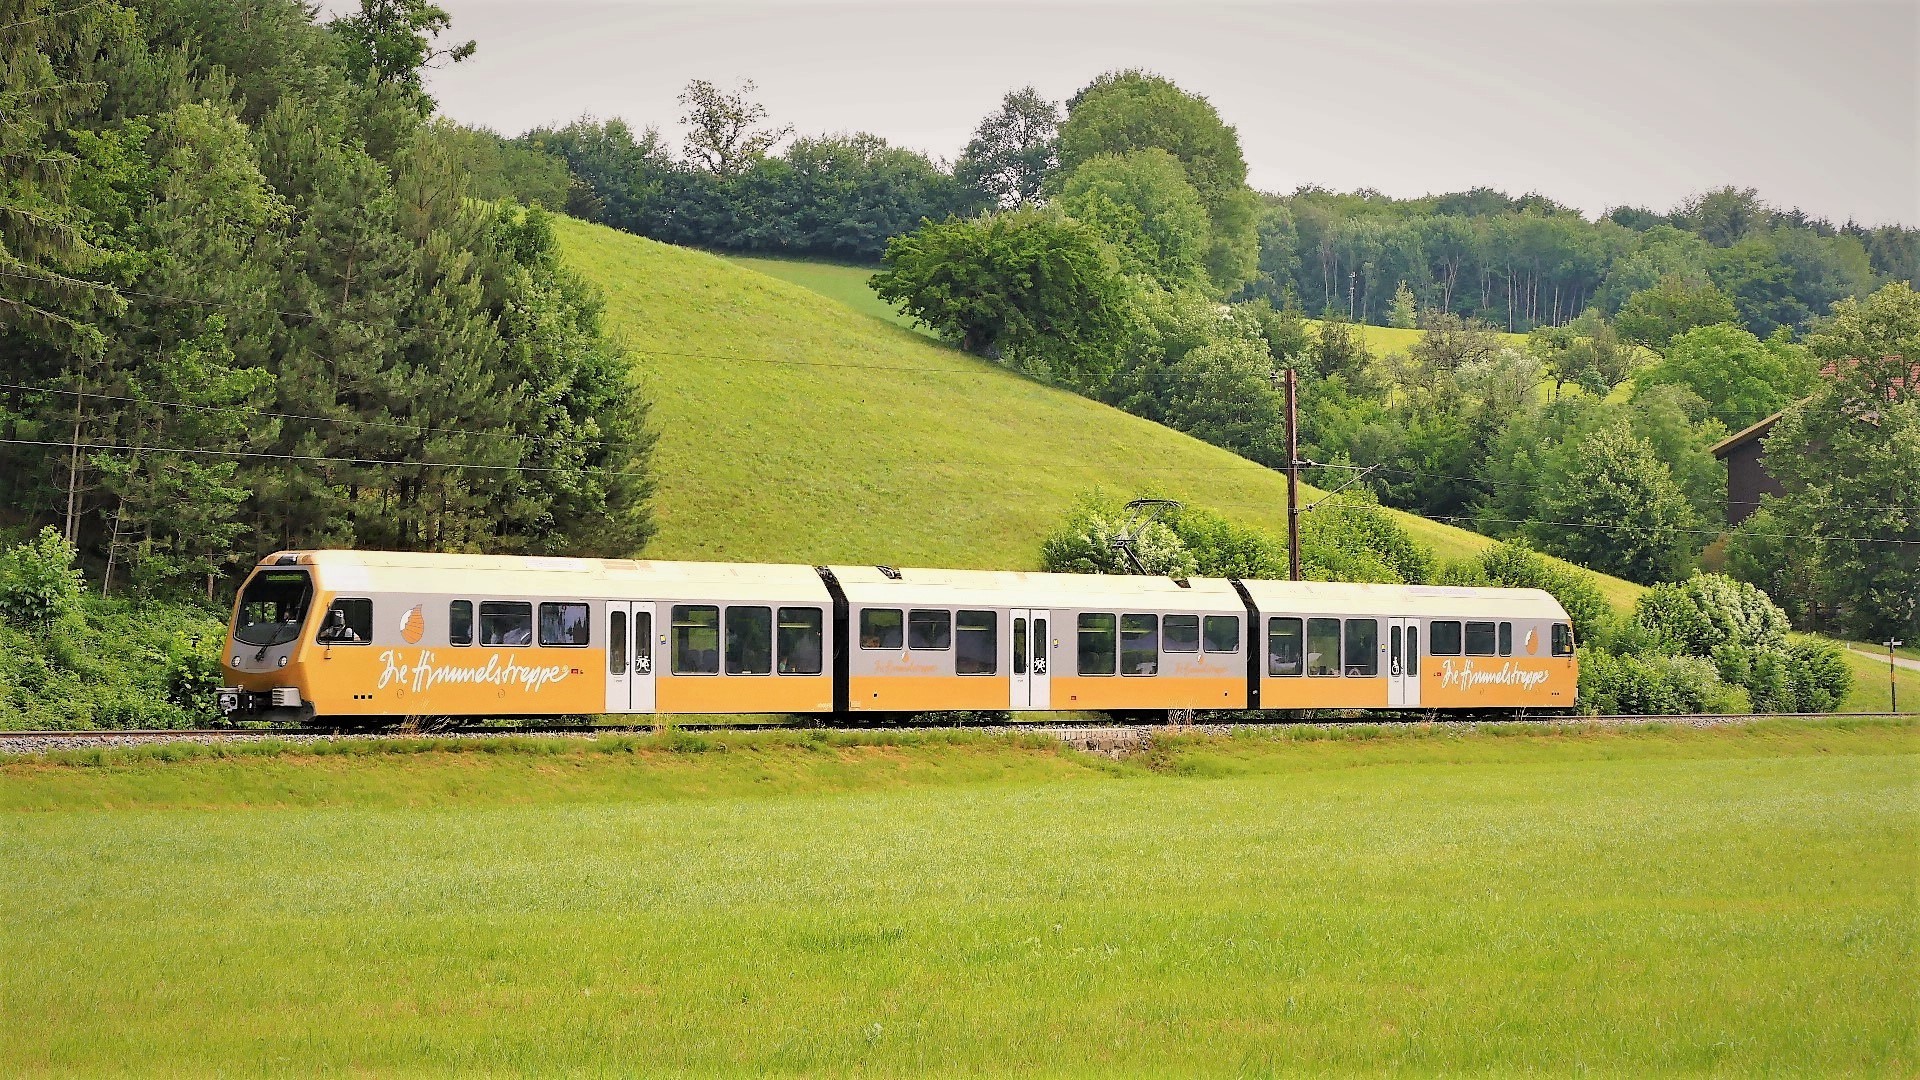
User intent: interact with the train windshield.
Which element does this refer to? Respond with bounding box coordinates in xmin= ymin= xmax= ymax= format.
xmin=234 ymin=569 xmax=313 ymax=647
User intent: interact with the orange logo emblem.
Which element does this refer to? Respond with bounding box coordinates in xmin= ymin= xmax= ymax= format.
xmin=1524 ymin=629 xmax=1539 ymax=655
xmin=400 ymin=604 xmax=425 ymax=644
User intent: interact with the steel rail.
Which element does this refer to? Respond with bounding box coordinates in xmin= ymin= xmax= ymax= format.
xmin=1 ymin=711 xmax=1908 ymax=744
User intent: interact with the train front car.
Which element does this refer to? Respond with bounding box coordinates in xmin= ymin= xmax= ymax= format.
xmin=220 ymin=551 xmax=610 ymax=723
xmin=829 ymin=566 xmax=1250 ymax=715
xmin=1240 ymin=580 xmax=1577 ymax=715
xmin=219 ymin=551 xmax=836 ymax=724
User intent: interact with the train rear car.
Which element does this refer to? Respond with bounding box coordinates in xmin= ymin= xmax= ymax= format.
xmin=1240 ymin=580 xmax=1576 ymax=713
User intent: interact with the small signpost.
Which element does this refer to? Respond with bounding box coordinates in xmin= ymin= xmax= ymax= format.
xmin=1890 ymin=640 xmax=1905 ymax=713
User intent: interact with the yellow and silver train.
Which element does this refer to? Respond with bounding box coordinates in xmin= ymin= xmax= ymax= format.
xmin=218 ymin=550 xmax=1579 ymax=723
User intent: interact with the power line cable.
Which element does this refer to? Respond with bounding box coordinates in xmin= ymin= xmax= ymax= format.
xmin=0 ymin=437 xmax=654 ymax=479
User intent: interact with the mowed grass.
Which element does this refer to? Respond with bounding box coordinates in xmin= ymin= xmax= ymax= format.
xmin=2 ymin=720 xmax=1912 ymax=1074
xmin=1842 ymin=647 xmax=1920 ymax=713
xmin=722 ymin=253 xmax=920 ymax=330
xmin=560 ymin=217 xmax=1618 ymax=599
xmin=717 ymin=253 xmax=1530 ymax=359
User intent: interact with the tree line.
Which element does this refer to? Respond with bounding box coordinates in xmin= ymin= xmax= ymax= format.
xmin=469 ymin=76 xmax=1917 ymax=337
xmin=0 ymin=0 xmax=654 ymax=599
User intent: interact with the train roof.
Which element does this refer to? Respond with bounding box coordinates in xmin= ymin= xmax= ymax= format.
xmin=826 ymin=565 xmax=1245 ymax=611
xmin=1237 ymin=579 xmax=1568 ymax=620
xmin=259 ymin=550 xmax=832 ymax=603
xmin=256 ymin=551 xmax=1570 ymax=621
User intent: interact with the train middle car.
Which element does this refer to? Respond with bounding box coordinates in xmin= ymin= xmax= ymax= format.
xmin=218 ymin=550 xmax=1578 ymax=723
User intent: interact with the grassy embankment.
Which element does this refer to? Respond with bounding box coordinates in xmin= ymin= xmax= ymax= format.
xmin=2 ymin=719 xmax=1911 ymax=1074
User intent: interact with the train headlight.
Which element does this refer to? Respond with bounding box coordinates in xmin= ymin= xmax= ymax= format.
xmin=277 ymin=656 xmax=289 ymax=667
xmin=231 ymin=654 xmax=242 ymax=667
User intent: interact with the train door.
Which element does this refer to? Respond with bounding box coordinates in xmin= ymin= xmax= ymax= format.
xmin=1387 ymin=617 xmax=1421 ymax=708
xmin=1009 ymin=608 xmax=1051 ymax=710
xmin=604 ymin=601 xmax=657 ymax=714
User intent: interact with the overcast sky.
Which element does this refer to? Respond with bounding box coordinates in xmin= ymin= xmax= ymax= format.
xmin=412 ymin=1 xmax=1919 ymax=226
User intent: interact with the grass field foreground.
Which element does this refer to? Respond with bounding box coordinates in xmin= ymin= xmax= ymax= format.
xmin=3 ymin=720 xmax=1913 ymax=1074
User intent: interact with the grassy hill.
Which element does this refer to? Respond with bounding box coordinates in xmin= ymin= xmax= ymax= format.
xmin=561 ymin=218 xmax=1565 ymax=585
xmin=719 ymin=253 xmax=1526 ymax=357
xmin=562 ymin=220 xmax=1914 ymax=709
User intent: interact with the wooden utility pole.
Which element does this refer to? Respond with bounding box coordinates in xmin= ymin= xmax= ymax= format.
xmin=1284 ymin=367 xmax=1301 ymax=582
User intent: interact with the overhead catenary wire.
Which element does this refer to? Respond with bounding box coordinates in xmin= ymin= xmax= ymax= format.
xmin=0 ymin=437 xmax=655 ymax=479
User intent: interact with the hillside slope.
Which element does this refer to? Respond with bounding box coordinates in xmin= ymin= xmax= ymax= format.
xmin=557 ymin=216 xmax=1637 ymax=601
xmin=718 ymin=253 xmax=1528 ymax=357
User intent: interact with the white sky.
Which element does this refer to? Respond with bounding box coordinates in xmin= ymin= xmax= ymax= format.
xmin=407 ymin=0 xmax=1919 ymax=226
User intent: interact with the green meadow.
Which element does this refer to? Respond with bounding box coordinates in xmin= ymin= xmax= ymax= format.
xmin=2 ymin=720 xmax=1912 ymax=1075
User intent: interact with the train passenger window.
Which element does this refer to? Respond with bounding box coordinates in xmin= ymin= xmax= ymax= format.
xmin=1430 ymin=621 xmax=1462 ymax=656
xmin=1465 ymin=621 xmax=1497 ymax=656
xmin=1204 ymin=616 xmax=1240 ymax=653
xmin=1306 ymin=618 xmax=1341 ymax=677
xmin=235 ymin=569 xmax=313 ymax=647
xmin=956 ymin=610 xmax=996 ymax=675
xmin=1120 ymin=614 xmax=1159 ymax=676
xmin=609 ymin=610 xmax=627 ymax=674
xmin=1498 ymin=621 xmax=1513 ymax=657
xmin=671 ymin=605 xmax=720 ymax=674
xmin=539 ymin=602 xmax=591 ymax=647
xmin=726 ymin=606 xmax=773 ymax=675
xmin=1078 ymin=613 xmax=1116 ymax=676
xmin=479 ymin=601 xmax=533 ymax=646
xmin=449 ymin=600 xmax=473 ymax=646
xmin=1267 ymin=617 xmax=1304 ymax=676
xmin=1552 ymin=622 xmax=1574 ymax=657
xmin=909 ymin=609 xmax=951 ymax=651
xmin=316 ymin=597 xmax=373 ymax=644
xmin=1344 ymin=619 xmax=1379 ymax=677
xmin=860 ymin=608 xmax=903 ymax=650
xmin=777 ymin=608 xmax=823 ymax=675
xmin=634 ymin=611 xmax=653 ymax=673
xmin=1013 ymin=618 xmax=1028 ymax=675
xmin=1163 ymin=615 xmax=1200 ymax=653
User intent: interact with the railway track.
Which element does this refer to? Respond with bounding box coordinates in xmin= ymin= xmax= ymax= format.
xmin=1 ymin=712 xmax=1905 ymax=757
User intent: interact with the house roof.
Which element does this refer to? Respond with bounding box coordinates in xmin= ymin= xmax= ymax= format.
xmin=1708 ymin=356 xmax=1918 ymax=459
xmin=1709 ymin=411 xmax=1783 ymax=458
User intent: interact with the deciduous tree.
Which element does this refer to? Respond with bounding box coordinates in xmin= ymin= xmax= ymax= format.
xmin=955 ymin=87 xmax=1059 ymax=209
xmin=676 ymin=79 xmax=791 ymax=176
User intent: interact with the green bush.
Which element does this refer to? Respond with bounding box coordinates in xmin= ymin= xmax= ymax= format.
xmin=1636 ymin=574 xmax=1790 ymax=656
xmin=1784 ymin=637 xmax=1852 ymax=713
xmin=1445 ymin=541 xmax=1613 ymax=646
xmin=1039 ymin=497 xmax=1197 ymax=576
xmin=1629 ymin=574 xmax=1841 ymax=714
xmin=0 ymin=527 xmax=84 ymax=625
xmin=1578 ymin=649 xmax=1749 ymax=715
xmin=0 ymin=592 xmax=227 ymax=731
xmin=1040 ymin=495 xmax=1435 ymax=586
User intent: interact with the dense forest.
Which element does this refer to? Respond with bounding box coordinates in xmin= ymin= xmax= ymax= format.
xmin=0 ymin=0 xmax=654 ymax=598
